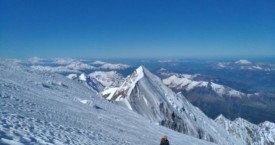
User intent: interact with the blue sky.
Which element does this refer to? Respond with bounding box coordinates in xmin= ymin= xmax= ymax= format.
xmin=0 ymin=0 xmax=274 ymax=58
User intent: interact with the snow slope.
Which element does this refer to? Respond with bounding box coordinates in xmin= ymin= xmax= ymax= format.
xmin=215 ymin=115 xmax=275 ymax=145
xmin=163 ymin=75 xmax=245 ymax=98
xmin=0 ymin=60 xmax=217 ymax=145
xmin=102 ymin=66 xmax=244 ymax=145
xmin=31 ymin=61 xmax=96 ymax=73
xmin=89 ymin=71 xmax=124 ymax=87
xmin=66 ymin=73 xmax=104 ymax=93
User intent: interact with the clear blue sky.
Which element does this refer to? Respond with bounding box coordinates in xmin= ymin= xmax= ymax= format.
xmin=0 ymin=0 xmax=274 ymax=58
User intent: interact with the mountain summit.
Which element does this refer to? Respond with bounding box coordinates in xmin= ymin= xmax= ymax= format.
xmin=0 ymin=60 xmax=218 ymax=145
xmin=102 ymin=66 xmax=243 ymax=145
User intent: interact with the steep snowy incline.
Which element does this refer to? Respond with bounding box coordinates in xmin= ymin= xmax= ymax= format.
xmin=102 ymin=66 xmax=244 ymax=145
xmin=0 ymin=60 xmax=216 ymax=145
xmin=215 ymin=115 xmax=275 ymax=145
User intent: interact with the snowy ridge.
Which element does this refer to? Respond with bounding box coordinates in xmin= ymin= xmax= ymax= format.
xmin=89 ymin=71 xmax=124 ymax=87
xmin=92 ymin=60 xmax=131 ymax=70
xmin=31 ymin=61 xmax=96 ymax=73
xmin=215 ymin=115 xmax=275 ymax=145
xmin=163 ymin=75 xmax=245 ymax=97
xmin=100 ymin=63 xmax=130 ymax=70
xmin=0 ymin=60 xmax=216 ymax=145
xmin=66 ymin=73 xmax=104 ymax=93
xmin=102 ymin=66 xmax=144 ymax=102
xmin=103 ymin=66 xmax=244 ymax=145
xmin=31 ymin=65 xmax=80 ymax=73
xmin=52 ymin=58 xmax=78 ymax=65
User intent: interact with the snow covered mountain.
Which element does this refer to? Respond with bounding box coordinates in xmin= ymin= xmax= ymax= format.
xmin=31 ymin=61 xmax=96 ymax=73
xmin=215 ymin=115 xmax=275 ymax=145
xmin=67 ymin=73 xmax=104 ymax=93
xmin=215 ymin=59 xmax=275 ymax=71
xmin=158 ymin=70 xmax=275 ymax=124
xmin=0 ymin=60 xmax=217 ymax=145
xmin=163 ymin=75 xmax=246 ymax=98
xmin=92 ymin=60 xmax=131 ymax=70
xmin=102 ymin=66 xmax=244 ymax=145
xmin=89 ymin=71 xmax=124 ymax=88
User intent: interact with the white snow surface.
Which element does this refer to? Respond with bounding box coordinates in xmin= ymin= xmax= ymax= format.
xmin=102 ymin=66 xmax=144 ymax=101
xmin=102 ymin=66 xmax=244 ymax=145
xmin=163 ymin=75 xmax=245 ymax=98
xmin=31 ymin=65 xmax=80 ymax=73
xmin=31 ymin=61 xmax=96 ymax=73
xmin=215 ymin=115 xmax=275 ymax=145
xmin=100 ymin=63 xmax=131 ymax=70
xmin=0 ymin=60 xmax=216 ymax=145
xmin=91 ymin=60 xmax=107 ymax=65
xmin=89 ymin=71 xmax=124 ymax=87
xmin=66 ymin=73 xmax=104 ymax=93
xmin=91 ymin=60 xmax=131 ymax=70
xmin=66 ymin=74 xmax=77 ymax=79
xmin=79 ymin=73 xmax=87 ymax=81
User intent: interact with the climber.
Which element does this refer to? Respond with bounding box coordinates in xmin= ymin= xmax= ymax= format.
xmin=160 ymin=135 xmax=170 ymax=145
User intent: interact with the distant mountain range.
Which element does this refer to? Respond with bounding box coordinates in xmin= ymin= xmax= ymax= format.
xmin=0 ymin=59 xmax=217 ymax=145
xmin=1 ymin=58 xmax=275 ymax=145
xmin=101 ymin=66 xmax=243 ymax=144
xmin=21 ymin=57 xmax=275 ymax=124
xmin=157 ymin=68 xmax=275 ymax=124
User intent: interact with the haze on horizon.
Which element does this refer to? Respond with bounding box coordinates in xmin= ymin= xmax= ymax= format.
xmin=0 ymin=0 xmax=274 ymax=58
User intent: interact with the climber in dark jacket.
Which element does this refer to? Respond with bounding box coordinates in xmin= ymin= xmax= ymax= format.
xmin=160 ymin=135 xmax=170 ymax=145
